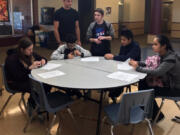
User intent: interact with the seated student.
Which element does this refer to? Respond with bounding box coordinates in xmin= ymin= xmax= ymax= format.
xmin=104 ymin=29 xmax=141 ymax=61
xmin=129 ymin=35 xmax=180 ymax=123
xmin=51 ymin=34 xmax=91 ymax=60
xmin=51 ymin=34 xmax=90 ymax=98
xmin=104 ymin=29 xmax=141 ymax=103
xmin=4 ymin=37 xmax=49 ymax=115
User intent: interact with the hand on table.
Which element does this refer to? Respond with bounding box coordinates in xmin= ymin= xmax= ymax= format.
xmin=104 ymin=54 xmax=114 ymax=60
xmin=68 ymin=53 xmax=75 ymax=59
xmin=129 ymin=59 xmax=139 ymax=69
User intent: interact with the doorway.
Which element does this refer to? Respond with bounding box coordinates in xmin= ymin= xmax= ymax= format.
xmin=78 ymin=0 xmax=95 ymax=43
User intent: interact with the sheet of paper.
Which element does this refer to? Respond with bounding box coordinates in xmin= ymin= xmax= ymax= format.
xmin=41 ymin=63 xmax=61 ymax=70
xmin=81 ymin=57 xmax=99 ymax=62
xmin=38 ymin=70 xmax=65 ymax=79
xmin=117 ymin=63 xmax=133 ymax=70
xmin=117 ymin=58 xmax=133 ymax=70
xmin=107 ymin=71 xmax=138 ymax=82
xmin=125 ymin=58 xmax=131 ymax=63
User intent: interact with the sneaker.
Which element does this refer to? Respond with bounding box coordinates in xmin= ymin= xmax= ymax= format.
xmin=172 ymin=116 xmax=180 ymax=123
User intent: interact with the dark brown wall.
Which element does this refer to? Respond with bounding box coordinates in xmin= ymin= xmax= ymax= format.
xmin=33 ymin=0 xmax=39 ymax=25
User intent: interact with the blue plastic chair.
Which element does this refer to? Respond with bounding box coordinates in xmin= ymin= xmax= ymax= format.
xmin=0 ymin=64 xmax=27 ymax=116
xmin=102 ymin=89 xmax=154 ymax=135
xmin=24 ymin=75 xmax=79 ymax=135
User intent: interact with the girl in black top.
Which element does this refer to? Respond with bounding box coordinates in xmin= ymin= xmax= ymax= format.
xmin=5 ymin=37 xmax=47 ymax=92
xmin=5 ymin=37 xmax=49 ymax=115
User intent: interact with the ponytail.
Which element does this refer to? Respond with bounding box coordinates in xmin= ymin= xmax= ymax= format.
xmin=156 ymin=35 xmax=174 ymax=52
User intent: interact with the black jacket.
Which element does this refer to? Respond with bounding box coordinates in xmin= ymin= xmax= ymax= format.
xmin=114 ymin=41 xmax=141 ymax=61
xmin=5 ymin=51 xmax=46 ymax=91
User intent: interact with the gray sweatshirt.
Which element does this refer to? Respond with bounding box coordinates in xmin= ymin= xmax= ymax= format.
xmin=136 ymin=51 xmax=180 ymax=90
xmin=51 ymin=44 xmax=91 ymax=60
xmin=86 ymin=21 xmax=114 ymax=40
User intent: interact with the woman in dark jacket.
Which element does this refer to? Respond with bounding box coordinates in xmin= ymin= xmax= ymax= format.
xmin=5 ymin=37 xmax=47 ymax=92
xmin=130 ymin=35 xmax=180 ymax=123
xmin=5 ymin=37 xmax=48 ymax=114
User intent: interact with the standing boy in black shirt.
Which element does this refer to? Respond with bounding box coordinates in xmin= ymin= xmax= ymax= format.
xmin=54 ymin=0 xmax=81 ymax=46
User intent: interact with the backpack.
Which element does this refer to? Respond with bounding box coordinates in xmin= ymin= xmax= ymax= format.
xmin=145 ymin=55 xmax=163 ymax=87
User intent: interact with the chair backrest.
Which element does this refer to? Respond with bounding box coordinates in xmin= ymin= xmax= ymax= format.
xmin=28 ymin=74 xmax=50 ymax=110
xmin=0 ymin=64 xmax=16 ymax=94
xmin=117 ymin=89 xmax=154 ymax=124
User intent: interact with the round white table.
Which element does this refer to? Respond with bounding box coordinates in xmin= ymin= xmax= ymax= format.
xmin=31 ymin=57 xmax=146 ymax=135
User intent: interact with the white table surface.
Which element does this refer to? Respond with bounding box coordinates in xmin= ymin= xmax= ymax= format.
xmin=31 ymin=57 xmax=146 ymax=90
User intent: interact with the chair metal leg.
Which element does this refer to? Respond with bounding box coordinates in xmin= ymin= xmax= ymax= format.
xmin=56 ymin=113 xmax=63 ymax=135
xmin=47 ymin=114 xmax=57 ymax=135
xmin=172 ymin=101 xmax=180 ymax=123
xmin=18 ymin=93 xmax=27 ymax=115
xmin=18 ymin=97 xmax=24 ymax=114
xmin=145 ymin=118 xmax=154 ymax=135
xmin=174 ymin=101 xmax=180 ymax=110
xmin=67 ymin=107 xmax=80 ymax=134
xmin=153 ymin=98 xmax=165 ymax=125
xmin=103 ymin=91 xmax=107 ymax=100
xmin=56 ymin=114 xmax=63 ymax=135
xmin=0 ymin=94 xmax=14 ymax=116
xmin=100 ymin=116 xmax=107 ymax=135
xmin=125 ymin=86 xmax=129 ymax=93
xmin=126 ymin=85 xmax=131 ymax=93
xmin=21 ymin=94 xmax=27 ymax=110
xmin=23 ymin=106 xmax=38 ymax=133
xmin=110 ymin=125 xmax=114 ymax=135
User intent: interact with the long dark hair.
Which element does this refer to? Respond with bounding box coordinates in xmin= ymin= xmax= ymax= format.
xmin=17 ymin=37 xmax=34 ymax=67
xmin=156 ymin=35 xmax=174 ymax=52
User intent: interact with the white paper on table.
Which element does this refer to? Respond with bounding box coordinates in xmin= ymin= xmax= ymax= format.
xmin=38 ymin=70 xmax=65 ymax=79
xmin=117 ymin=63 xmax=133 ymax=70
xmin=40 ymin=63 xmax=62 ymax=70
xmin=117 ymin=58 xmax=133 ymax=70
xmin=107 ymin=71 xmax=138 ymax=82
xmin=81 ymin=57 xmax=99 ymax=62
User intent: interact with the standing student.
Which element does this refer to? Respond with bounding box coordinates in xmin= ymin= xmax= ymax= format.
xmin=129 ymin=35 xmax=180 ymax=123
xmin=87 ymin=8 xmax=114 ymax=56
xmin=54 ymin=0 xmax=81 ymax=46
xmin=104 ymin=29 xmax=141 ymax=103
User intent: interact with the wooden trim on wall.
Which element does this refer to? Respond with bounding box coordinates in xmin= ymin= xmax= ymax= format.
xmin=171 ymin=22 xmax=180 ymax=38
xmin=171 ymin=22 xmax=180 ymax=30
xmin=122 ymin=21 xmax=145 ymax=35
